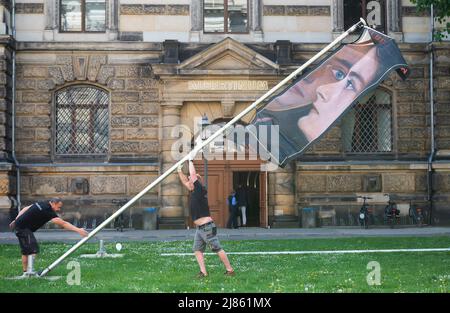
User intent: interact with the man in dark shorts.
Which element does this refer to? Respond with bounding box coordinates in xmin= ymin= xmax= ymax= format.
xmin=9 ymin=198 xmax=88 ymax=275
xmin=178 ymin=158 xmax=234 ymax=278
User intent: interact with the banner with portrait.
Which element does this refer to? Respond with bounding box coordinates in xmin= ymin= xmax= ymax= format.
xmin=248 ymin=26 xmax=409 ymax=167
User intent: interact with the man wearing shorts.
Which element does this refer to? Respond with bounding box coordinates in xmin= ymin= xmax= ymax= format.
xmin=9 ymin=198 xmax=88 ymax=275
xmin=178 ymin=158 xmax=234 ymax=278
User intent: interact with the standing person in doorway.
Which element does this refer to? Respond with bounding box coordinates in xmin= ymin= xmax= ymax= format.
xmin=236 ymin=184 xmax=248 ymax=227
xmin=226 ymin=190 xmax=239 ymax=229
xmin=9 ymin=198 xmax=88 ymax=276
xmin=177 ymin=158 xmax=235 ymax=278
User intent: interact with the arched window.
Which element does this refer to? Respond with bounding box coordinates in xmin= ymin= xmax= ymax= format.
xmin=342 ymin=89 xmax=393 ymax=153
xmin=55 ymin=85 xmax=109 ymax=156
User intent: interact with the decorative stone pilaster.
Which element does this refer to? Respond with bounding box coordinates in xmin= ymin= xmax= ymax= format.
xmin=332 ymin=0 xmax=344 ymax=35
xmin=43 ymin=0 xmax=57 ymax=40
xmin=251 ymin=0 xmax=262 ymax=32
xmin=0 ymin=3 xmax=9 ymax=35
xmin=189 ymin=0 xmax=203 ymax=41
xmin=159 ymin=103 xmax=185 ymax=228
xmin=0 ymin=35 xmax=15 ymax=230
xmin=107 ymin=0 xmax=119 ymax=40
xmin=387 ymin=0 xmax=403 ymax=42
xmin=268 ymin=162 xmax=297 ymax=227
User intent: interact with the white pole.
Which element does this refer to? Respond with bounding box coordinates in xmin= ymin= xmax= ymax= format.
xmin=27 ymin=255 xmax=34 ymax=275
xmin=39 ymin=19 xmax=366 ymax=277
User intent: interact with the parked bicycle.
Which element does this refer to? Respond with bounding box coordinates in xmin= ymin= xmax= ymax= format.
xmin=357 ymin=196 xmax=373 ymax=229
xmin=409 ymin=201 xmax=425 ymax=227
xmin=384 ymin=194 xmax=400 ymax=228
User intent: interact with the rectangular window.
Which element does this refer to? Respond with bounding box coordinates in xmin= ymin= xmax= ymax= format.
xmin=204 ymin=0 xmax=248 ymax=33
xmin=60 ymin=0 xmax=106 ymax=32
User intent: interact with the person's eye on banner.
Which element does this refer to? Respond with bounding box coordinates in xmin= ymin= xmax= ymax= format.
xmin=247 ymin=26 xmax=409 ymax=168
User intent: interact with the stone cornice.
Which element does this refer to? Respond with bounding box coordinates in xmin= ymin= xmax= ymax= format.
xmin=120 ymin=4 xmax=189 ymax=15
xmin=263 ymin=5 xmax=330 ymax=16
xmin=17 ymin=41 xmax=162 ymax=52
xmin=15 ymin=3 xmax=44 ymax=14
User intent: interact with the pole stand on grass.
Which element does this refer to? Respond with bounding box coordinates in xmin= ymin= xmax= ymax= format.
xmin=97 ymin=239 xmax=107 ymax=257
xmin=6 ymin=255 xmax=62 ymax=280
xmin=39 ymin=18 xmax=367 ymax=277
xmin=80 ymin=239 xmax=124 ymax=259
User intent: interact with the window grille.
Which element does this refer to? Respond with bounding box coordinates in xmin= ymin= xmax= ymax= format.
xmin=55 ymin=85 xmax=109 ymax=155
xmin=342 ymin=89 xmax=393 ymax=153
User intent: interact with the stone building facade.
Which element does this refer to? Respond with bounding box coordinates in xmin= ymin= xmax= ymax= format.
xmin=0 ymin=0 xmax=448 ymax=230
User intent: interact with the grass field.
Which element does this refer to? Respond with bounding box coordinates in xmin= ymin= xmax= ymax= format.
xmin=0 ymin=236 xmax=449 ymax=293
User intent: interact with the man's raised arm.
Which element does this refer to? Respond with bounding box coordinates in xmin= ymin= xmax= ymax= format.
xmin=178 ymin=163 xmax=188 ymax=182
xmin=188 ymin=160 xmax=198 ymax=183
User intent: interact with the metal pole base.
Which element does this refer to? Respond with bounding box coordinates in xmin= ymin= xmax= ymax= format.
xmin=6 ymin=273 xmax=62 ymax=281
xmin=80 ymin=239 xmax=124 ymax=258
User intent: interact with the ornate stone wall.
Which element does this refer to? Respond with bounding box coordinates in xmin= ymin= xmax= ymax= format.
xmin=18 ymin=164 xmax=159 ymax=229
xmin=16 ymin=53 xmax=160 ymax=163
xmin=296 ymin=43 xmax=432 ymax=160
xmin=4 ymin=38 xmax=450 ymax=229
xmin=296 ymin=164 xmax=429 ymax=226
xmin=0 ymin=36 xmax=14 ymax=231
xmin=433 ymin=42 xmax=450 ymax=225
xmin=263 ymin=5 xmax=330 ymax=16
xmin=13 ymin=51 xmax=162 ymax=229
xmin=294 ymin=42 xmax=450 ymax=226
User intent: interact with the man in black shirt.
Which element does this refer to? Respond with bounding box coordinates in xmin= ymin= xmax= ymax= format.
xmin=9 ymin=198 xmax=88 ymax=275
xmin=178 ymin=158 xmax=234 ymax=278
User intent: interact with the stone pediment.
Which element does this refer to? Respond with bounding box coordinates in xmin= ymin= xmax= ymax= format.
xmin=177 ymin=37 xmax=279 ymax=75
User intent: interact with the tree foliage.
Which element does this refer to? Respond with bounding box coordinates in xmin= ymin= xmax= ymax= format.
xmin=411 ymin=0 xmax=449 ymax=40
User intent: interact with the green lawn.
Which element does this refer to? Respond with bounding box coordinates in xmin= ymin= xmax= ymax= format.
xmin=0 ymin=236 xmax=449 ymax=293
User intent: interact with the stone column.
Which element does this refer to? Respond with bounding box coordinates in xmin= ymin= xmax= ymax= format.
xmin=251 ymin=0 xmax=262 ymax=31
xmin=250 ymin=0 xmax=263 ymax=41
xmin=387 ymin=0 xmax=403 ymax=42
xmin=332 ymin=0 xmax=344 ymax=34
xmin=269 ymin=162 xmax=297 ymax=227
xmin=191 ymin=0 xmax=203 ymax=31
xmin=0 ymin=3 xmax=8 ymax=35
xmin=44 ymin=0 xmax=57 ymax=40
xmin=189 ymin=0 xmax=203 ymax=42
xmin=159 ymin=103 xmax=186 ymax=229
xmin=107 ymin=0 xmax=119 ymax=40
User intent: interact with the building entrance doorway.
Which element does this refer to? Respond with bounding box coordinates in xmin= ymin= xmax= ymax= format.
xmin=233 ymin=172 xmax=260 ymax=227
xmin=191 ymin=160 xmax=267 ymax=228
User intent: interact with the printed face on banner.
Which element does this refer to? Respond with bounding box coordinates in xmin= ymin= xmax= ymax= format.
xmin=250 ymin=27 xmax=408 ymax=167
xmin=297 ymin=46 xmax=379 ymax=142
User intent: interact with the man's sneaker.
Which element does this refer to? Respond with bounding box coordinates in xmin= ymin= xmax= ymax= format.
xmin=197 ymin=271 xmax=208 ymax=278
xmin=224 ymin=270 xmax=235 ymax=276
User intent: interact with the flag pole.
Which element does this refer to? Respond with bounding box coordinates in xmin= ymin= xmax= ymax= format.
xmin=39 ymin=19 xmax=366 ymax=277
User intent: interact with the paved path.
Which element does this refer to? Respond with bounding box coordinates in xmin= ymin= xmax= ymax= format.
xmin=1 ymin=227 xmax=449 ymax=244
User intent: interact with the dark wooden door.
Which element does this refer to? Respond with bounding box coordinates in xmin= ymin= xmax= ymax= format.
xmin=206 ymin=173 xmax=225 ymax=227
xmin=192 ymin=160 xmax=266 ymax=228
